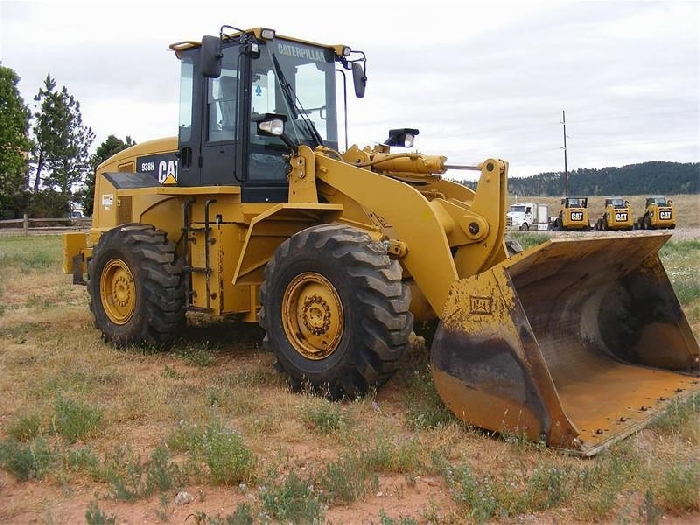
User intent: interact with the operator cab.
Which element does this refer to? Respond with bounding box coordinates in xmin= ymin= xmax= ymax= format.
xmin=605 ymin=197 xmax=627 ymax=208
xmin=647 ymin=196 xmax=670 ymax=207
xmin=563 ymin=197 xmax=588 ymax=208
xmin=171 ymin=27 xmax=366 ymax=202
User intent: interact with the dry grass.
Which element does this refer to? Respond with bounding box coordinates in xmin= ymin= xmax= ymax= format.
xmin=508 ymin=194 xmax=700 ymax=227
xmin=0 ymin=234 xmax=698 ymax=524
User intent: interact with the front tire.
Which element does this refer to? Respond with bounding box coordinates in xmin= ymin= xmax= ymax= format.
xmin=259 ymin=224 xmax=413 ymax=398
xmin=88 ymin=224 xmax=185 ymax=347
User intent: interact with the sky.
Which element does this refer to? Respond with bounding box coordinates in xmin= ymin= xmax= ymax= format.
xmin=1 ymin=0 xmax=698 ymax=179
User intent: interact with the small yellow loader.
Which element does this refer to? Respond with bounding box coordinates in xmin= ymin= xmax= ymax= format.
xmin=635 ymin=196 xmax=677 ymax=230
xmin=595 ymin=197 xmax=633 ymax=231
xmin=63 ymin=27 xmax=699 ymax=456
xmin=551 ymin=196 xmax=591 ymax=231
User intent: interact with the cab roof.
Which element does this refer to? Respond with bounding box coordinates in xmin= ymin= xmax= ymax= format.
xmin=169 ymin=27 xmax=349 ymax=58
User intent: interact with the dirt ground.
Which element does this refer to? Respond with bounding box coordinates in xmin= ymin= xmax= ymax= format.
xmin=0 ymin=224 xmax=698 ymax=524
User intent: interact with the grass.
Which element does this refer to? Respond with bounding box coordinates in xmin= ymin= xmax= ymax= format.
xmin=203 ymin=423 xmax=257 ymax=486
xmin=301 ymin=396 xmax=345 ymax=434
xmin=187 ymin=505 xmax=257 ymax=525
xmin=404 ymin=366 xmax=455 ymax=430
xmin=85 ymin=500 xmax=118 ymax=525
xmin=651 ymin=393 xmax=700 ymax=441
xmin=259 ymin=470 xmax=325 ymax=523
xmin=317 ymin=453 xmax=378 ymax=504
xmin=1 ymin=231 xmax=699 ymax=523
xmin=100 ymin=445 xmax=187 ymax=501
xmin=165 ymin=419 xmax=257 ymax=485
xmin=0 ymin=438 xmax=55 ymax=481
xmin=52 ymin=397 xmax=103 ymax=442
xmin=8 ymin=413 xmax=43 ymax=441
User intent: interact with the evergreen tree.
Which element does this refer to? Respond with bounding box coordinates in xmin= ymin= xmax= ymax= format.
xmin=81 ymin=134 xmax=136 ymax=215
xmin=30 ymin=75 xmax=95 ymax=200
xmin=0 ymin=65 xmax=31 ymax=218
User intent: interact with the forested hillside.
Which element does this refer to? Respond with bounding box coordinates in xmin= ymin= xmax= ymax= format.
xmin=502 ymin=162 xmax=699 ymax=196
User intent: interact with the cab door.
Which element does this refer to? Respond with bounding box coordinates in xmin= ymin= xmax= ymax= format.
xmin=201 ymin=44 xmax=242 ymax=186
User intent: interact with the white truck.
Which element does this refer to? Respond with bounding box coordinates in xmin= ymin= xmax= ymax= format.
xmin=506 ymin=202 xmax=549 ymax=231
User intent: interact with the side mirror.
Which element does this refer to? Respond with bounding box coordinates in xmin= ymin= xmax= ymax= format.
xmin=201 ymin=35 xmax=222 ymax=78
xmin=351 ymin=62 xmax=366 ymax=99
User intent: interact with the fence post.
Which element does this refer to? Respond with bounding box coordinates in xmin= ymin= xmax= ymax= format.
xmin=23 ymin=214 xmax=29 ymax=236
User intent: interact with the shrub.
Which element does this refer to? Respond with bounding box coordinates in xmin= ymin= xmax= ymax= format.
xmin=53 ymin=397 xmax=102 ymax=442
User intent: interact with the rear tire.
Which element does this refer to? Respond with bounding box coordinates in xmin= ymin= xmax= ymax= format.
xmin=259 ymin=224 xmax=413 ymax=398
xmin=88 ymin=224 xmax=185 ymax=347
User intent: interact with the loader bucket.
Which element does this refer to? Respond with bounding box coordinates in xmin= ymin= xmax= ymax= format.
xmin=431 ymin=232 xmax=700 ymax=455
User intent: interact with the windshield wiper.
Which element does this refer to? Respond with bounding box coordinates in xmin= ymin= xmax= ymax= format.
xmin=271 ymin=54 xmax=323 ymax=148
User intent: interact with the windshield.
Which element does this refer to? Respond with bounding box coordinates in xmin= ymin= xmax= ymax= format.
xmin=608 ymin=198 xmax=625 ymax=207
xmin=510 ymin=205 xmax=527 ymax=213
xmin=252 ymin=37 xmax=339 ymax=148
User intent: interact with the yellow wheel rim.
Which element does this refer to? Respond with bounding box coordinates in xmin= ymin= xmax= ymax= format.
xmin=282 ymin=272 xmax=343 ymax=360
xmin=100 ymin=259 xmax=136 ymax=325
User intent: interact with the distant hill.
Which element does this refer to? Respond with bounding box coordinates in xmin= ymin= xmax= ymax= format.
xmin=510 ymin=161 xmax=699 ymax=196
xmin=459 ymin=161 xmax=700 ymax=196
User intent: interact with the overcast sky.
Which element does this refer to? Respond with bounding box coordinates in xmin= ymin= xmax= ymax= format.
xmin=1 ymin=0 xmax=698 ymax=179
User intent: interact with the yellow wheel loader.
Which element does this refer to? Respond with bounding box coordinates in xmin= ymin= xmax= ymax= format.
xmin=595 ymin=197 xmax=633 ymax=231
xmin=635 ymin=196 xmax=677 ymax=230
xmin=62 ymin=27 xmax=699 ymax=456
xmin=551 ymin=196 xmax=591 ymax=230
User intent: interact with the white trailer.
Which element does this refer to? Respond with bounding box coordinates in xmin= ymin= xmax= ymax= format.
xmin=506 ymin=202 xmax=549 ymax=231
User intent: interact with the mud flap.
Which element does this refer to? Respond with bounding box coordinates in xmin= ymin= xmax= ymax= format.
xmin=431 ymin=232 xmax=700 ymax=455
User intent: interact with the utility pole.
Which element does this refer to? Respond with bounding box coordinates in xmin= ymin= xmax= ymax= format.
xmin=561 ymin=109 xmax=569 ymax=195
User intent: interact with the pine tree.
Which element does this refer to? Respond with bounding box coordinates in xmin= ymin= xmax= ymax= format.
xmin=30 ymin=75 xmax=95 ymax=199
xmin=0 ymin=65 xmax=31 ymax=217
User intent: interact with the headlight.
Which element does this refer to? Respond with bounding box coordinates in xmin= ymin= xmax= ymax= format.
xmin=258 ymin=118 xmax=285 ymax=136
xmin=384 ymin=127 xmax=420 ymax=148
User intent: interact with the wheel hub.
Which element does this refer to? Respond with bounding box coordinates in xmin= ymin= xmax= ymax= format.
xmin=100 ymin=259 xmax=136 ymax=324
xmin=302 ymin=294 xmax=332 ymax=336
xmin=282 ymin=273 xmax=343 ymax=360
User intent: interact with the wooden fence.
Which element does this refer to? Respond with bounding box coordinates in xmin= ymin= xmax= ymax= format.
xmin=0 ymin=214 xmax=91 ymax=235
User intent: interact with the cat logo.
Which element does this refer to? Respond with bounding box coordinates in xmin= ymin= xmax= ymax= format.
xmin=469 ymin=295 xmax=493 ymax=316
xmin=158 ymin=160 xmax=178 ymax=184
xmin=162 ymin=173 xmax=177 ymax=185
xmin=571 ymin=211 xmax=584 ymax=221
